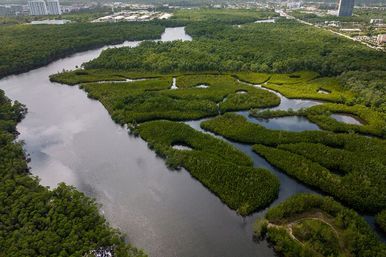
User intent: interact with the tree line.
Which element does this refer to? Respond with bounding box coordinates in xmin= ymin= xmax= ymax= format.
xmin=0 ymin=22 xmax=165 ymax=79
xmin=84 ymin=18 xmax=386 ymax=111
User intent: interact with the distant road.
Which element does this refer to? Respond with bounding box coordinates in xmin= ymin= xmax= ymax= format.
xmin=277 ymin=9 xmax=384 ymax=51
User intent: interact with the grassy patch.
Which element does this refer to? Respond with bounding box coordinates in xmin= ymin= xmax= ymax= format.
xmin=174 ymin=74 xmax=280 ymax=112
xmin=268 ymin=71 xmax=319 ymax=84
xmin=264 ymin=194 xmax=386 ymax=257
xmin=220 ymin=89 xmax=279 ymax=112
xmin=251 ymin=103 xmax=386 ymax=137
xmin=201 ymin=113 xmax=386 ymax=212
xmin=263 ymin=77 xmax=354 ymax=103
xmin=234 ymin=72 xmax=271 ymax=84
xmin=234 ymin=72 xmax=354 ymax=103
xmin=304 ymin=103 xmax=386 ymax=137
xmin=50 ymin=69 xmax=164 ymax=85
xmin=56 ymin=73 xmax=279 ymax=124
xmin=134 ymin=120 xmax=279 ymax=215
xmin=81 ymin=77 xmax=219 ymax=123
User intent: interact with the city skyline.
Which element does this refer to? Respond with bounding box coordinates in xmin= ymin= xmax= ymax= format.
xmin=28 ymin=0 xmax=61 ymax=15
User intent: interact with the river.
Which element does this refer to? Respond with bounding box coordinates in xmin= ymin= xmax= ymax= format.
xmin=0 ymin=27 xmax=383 ymax=257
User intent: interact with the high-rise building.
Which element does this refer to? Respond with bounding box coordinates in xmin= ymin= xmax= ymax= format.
xmin=28 ymin=0 xmax=48 ymax=15
xmin=47 ymin=0 xmax=61 ymax=15
xmin=337 ymin=0 xmax=354 ymax=17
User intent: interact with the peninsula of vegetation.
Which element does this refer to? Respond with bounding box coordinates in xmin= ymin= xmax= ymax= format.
xmin=255 ymin=194 xmax=386 ymax=257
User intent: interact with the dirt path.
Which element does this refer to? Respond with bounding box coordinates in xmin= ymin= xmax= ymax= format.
xmin=267 ymin=211 xmax=346 ymax=254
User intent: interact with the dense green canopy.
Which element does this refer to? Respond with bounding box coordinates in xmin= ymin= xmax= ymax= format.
xmin=265 ymin=194 xmax=386 ymax=257
xmin=0 ymin=22 xmax=165 ymax=79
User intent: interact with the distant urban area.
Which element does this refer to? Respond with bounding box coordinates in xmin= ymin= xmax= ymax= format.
xmin=0 ymin=0 xmax=385 ymax=49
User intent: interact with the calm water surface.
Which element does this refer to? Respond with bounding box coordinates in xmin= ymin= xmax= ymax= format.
xmin=331 ymin=113 xmax=363 ymax=125
xmin=237 ymin=111 xmax=320 ymax=132
xmin=251 ymin=116 xmax=320 ymax=131
xmin=0 ymin=27 xmax=383 ymax=257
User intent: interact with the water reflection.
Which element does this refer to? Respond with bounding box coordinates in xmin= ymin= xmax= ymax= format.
xmin=331 ymin=114 xmax=363 ymax=125
xmin=238 ymin=80 xmax=322 ymax=111
xmin=160 ymin=27 xmax=192 ymax=42
xmin=238 ymin=111 xmax=320 ymax=132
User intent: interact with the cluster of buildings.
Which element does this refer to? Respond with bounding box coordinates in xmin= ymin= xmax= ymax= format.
xmin=286 ymin=2 xmax=303 ymax=9
xmin=352 ymin=34 xmax=386 ymax=48
xmin=280 ymin=0 xmax=353 ymax=16
xmin=28 ymin=0 xmax=61 ymax=16
xmin=92 ymin=10 xmax=172 ymax=23
xmin=106 ymin=2 xmax=155 ymax=10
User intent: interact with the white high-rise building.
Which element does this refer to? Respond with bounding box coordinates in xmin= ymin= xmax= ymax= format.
xmin=47 ymin=0 xmax=61 ymax=15
xmin=28 ymin=0 xmax=48 ymax=15
xmin=337 ymin=0 xmax=354 ymax=17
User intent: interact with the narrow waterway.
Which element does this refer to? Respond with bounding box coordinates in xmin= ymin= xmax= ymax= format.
xmin=0 ymin=26 xmax=383 ymax=257
xmin=185 ymin=79 xmax=385 ymax=242
xmin=184 ymin=80 xmax=323 ymax=220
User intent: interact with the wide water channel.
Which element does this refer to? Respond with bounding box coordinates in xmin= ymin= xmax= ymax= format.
xmin=0 ymin=27 xmax=383 ymax=257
